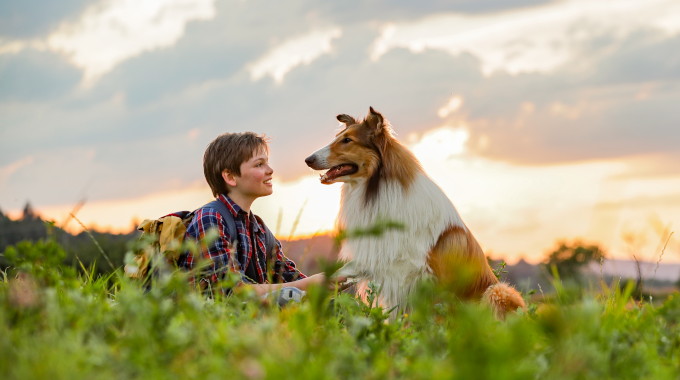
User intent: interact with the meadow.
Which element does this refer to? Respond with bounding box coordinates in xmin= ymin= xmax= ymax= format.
xmin=1 ymin=238 xmax=680 ymax=380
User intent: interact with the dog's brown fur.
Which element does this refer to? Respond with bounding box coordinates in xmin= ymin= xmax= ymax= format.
xmin=307 ymin=107 xmax=526 ymax=319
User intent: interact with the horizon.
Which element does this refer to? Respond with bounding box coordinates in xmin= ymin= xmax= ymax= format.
xmin=3 ymin=200 xmax=677 ymax=268
xmin=2 ymin=0 xmax=679 ymax=265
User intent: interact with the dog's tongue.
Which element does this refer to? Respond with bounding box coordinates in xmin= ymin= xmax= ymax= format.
xmin=320 ymin=164 xmax=355 ymax=184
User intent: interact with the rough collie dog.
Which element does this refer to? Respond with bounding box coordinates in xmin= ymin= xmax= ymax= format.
xmin=305 ymin=107 xmax=525 ymax=318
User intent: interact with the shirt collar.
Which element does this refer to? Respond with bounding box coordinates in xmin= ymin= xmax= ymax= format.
xmin=218 ymin=193 xmax=244 ymax=217
xmin=218 ymin=194 xmax=262 ymax=233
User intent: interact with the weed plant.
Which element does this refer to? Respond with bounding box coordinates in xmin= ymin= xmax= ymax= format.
xmin=1 ymin=239 xmax=679 ymax=379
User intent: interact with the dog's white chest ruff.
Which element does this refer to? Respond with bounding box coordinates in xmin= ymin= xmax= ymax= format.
xmin=339 ymin=173 xmax=464 ymax=308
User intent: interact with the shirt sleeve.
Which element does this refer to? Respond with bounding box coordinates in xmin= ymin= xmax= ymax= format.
xmin=270 ymin=239 xmax=307 ymax=283
xmin=183 ymin=208 xmax=255 ymax=292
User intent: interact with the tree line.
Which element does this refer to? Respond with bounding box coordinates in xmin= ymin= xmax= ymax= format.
xmin=0 ymin=203 xmax=135 ymax=275
xmin=3 ymin=202 xmax=669 ymax=297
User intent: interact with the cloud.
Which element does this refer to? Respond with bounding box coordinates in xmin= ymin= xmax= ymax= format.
xmin=45 ymin=0 xmax=216 ymax=85
xmin=58 ymin=1 xmax=346 ymax=105
xmin=0 ymin=92 xmax=128 ymax=164
xmin=0 ymin=0 xmax=89 ymax=39
xmin=2 ymin=0 xmax=680 ymax=231
xmin=611 ymin=154 xmax=680 ymax=179
xmin=0 ymin=148 xmax=97 ymax=210
xmin=596 ymin=193 xmax=680 ymax=211
xmin=409 ymin=125 xmax=470 ymax=159
xmin=0 ymin=49 xmax=81 ymax=101
xmin=295 ymin=0 xmax=556 ymax=25
xmin=371 ymin=0 xmax=680 ymax=76
xmin=0 ymin=127 xmax=210 ymax=212
xmin=0 ymin=156 xmax=34 ymax=187
xmin=462 ymin=73 xmax=680 ymax=165
xmin=437 ymin=95 xmax=463 ymax=118
xmin=248 ymin=27 xmax=342 ymax=84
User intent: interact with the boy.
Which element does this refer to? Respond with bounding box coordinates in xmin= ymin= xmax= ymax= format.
xmin=178 ymin=132 xmax=331 ymax=296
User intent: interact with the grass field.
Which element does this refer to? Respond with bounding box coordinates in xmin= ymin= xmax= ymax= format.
xmin=1 ymin=239 xmax=679 ymax=379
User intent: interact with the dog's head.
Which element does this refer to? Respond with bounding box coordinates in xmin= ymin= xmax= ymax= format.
xmin=305 ymin=107 xmax=390 ymax=185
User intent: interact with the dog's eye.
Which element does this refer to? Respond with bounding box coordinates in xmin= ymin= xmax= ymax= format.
xmin=342 ymin=137 xmax=352 ymax=144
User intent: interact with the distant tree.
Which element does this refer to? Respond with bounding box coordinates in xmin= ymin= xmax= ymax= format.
xmin=22 ymin=202 xmax=37 ymax=220
xmin=544 ymin=240 xmax=606 ymax=282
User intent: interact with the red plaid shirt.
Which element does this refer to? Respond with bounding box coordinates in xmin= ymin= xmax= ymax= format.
xmin=178 ymin=194 xmax=305 ymax=290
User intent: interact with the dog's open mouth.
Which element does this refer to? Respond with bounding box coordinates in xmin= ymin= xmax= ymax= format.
xmin=320 ymin=164 xmax=358 ymax=184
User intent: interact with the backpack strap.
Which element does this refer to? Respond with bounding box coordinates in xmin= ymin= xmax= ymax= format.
xmin=205 ymin=199 xmax=237 ymax=244
xmin=203 ymin=199 xmax=277 ymax=262
xmin=261 ymin=223 xmax=278 ymax=264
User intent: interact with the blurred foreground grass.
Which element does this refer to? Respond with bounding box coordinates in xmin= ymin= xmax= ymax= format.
xmin=1 ymin=240 xmax=679 ymax=379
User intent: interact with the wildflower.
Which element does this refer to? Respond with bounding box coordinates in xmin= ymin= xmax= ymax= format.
xmin=8 ymin=272 xmax=39 ymax=309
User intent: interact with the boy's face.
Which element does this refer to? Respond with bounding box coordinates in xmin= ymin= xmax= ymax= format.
xmin=226 ymin=149 xmax=273 ymax=200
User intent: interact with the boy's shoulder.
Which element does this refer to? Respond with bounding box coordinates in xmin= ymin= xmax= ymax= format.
xmin=186 ymin=206 xmax=221 ymax=227
xmin=192 ymin=196 xmax=239 ymax=222
xmin=185 ymin=199 xmax=237 ymax=238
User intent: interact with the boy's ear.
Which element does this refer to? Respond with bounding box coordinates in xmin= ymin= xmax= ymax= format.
xmin=222 ymin=170 xmax=238 ymax=187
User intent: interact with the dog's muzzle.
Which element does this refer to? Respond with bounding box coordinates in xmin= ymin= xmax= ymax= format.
xmin=305 ymin=154 xmax=322 ymax=169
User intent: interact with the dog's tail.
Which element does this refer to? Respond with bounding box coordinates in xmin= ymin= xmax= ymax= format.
xmin=482 ymin=282 xmax=526 ymax=320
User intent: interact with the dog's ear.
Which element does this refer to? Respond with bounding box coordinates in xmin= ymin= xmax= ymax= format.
xmin=337 ymin=114 xmax=357 ymax=126
xmin=365 ymin=106 xmax=385 ymax=134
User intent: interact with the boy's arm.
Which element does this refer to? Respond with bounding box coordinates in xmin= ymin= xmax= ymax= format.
xmin=247 ymin=234 xmax=347 ymax=295
xmin=269 ymin=239 xmax=307 ymax=282
xmin=244 ymin=273 xmax=326 ymax=296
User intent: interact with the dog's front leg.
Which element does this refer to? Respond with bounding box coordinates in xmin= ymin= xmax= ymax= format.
xmin=334 ymin=260 xmax=363 ymax=284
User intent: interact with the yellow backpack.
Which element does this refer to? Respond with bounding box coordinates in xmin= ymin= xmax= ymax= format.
xmin=124 ymin=200 xmax=276 ymax=282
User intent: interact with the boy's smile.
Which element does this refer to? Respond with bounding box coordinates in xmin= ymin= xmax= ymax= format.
xmin=223 ymin=149 xmax=274 ymax=211
xmin=240 ymin=151 xmax=273 ymax=194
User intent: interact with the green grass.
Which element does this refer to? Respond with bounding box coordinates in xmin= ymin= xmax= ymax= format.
xmin=1 ymin=240 xmax=680 ymax=379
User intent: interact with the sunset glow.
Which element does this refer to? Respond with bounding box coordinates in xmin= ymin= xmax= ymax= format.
xmin=15 ymin=125 xmax=679 ymax=265
xmin=2 ymin=0 xmax=678 ymax=266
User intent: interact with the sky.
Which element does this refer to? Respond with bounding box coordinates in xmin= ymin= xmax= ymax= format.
xmin=1 ymin=0 xmax=679 ymax=264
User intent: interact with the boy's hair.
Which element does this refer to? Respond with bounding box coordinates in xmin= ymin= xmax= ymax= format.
xmin=203 ymin=132 xmax=269 ymax=197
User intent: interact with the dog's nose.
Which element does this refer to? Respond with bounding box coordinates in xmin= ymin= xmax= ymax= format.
xmin=305 ymin=155 xmax=316 ymax=167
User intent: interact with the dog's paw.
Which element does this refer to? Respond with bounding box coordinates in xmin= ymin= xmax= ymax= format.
xmin=335 ymin=260 xmax=360 ymax=279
